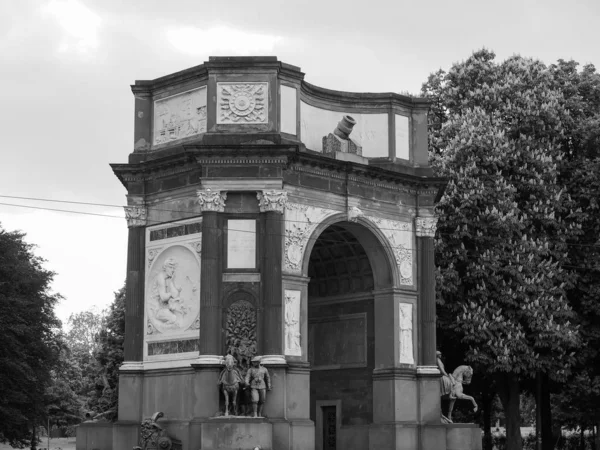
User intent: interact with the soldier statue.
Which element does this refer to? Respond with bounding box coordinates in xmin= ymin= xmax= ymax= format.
xmin=244 ymin=356 xmax=272 ymax=417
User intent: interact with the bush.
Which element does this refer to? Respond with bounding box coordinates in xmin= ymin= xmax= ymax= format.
xmin=491 ymin=432 xmax=596 ymax=449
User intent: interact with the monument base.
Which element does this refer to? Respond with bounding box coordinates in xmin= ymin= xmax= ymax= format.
xmin=201 ymin=417 xmax=272 ymax=450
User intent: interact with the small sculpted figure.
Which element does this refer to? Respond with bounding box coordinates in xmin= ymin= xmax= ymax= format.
xmin=244 ymin=356 xmax=272 ymax=417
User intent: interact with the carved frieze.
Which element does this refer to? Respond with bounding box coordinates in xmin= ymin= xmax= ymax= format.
xmin=197 ymin=189 xmax=227 ymax=212
xmin=154 ymin=87 xmax=207 ymax=145
xmin=366 ymin=216 xmax=413 ymax=285
xmin=284 ymin=290 xmax=302 ymax=356
xmin=399 ymin=303 xmax=414 ymax=365
xmin=415 ymin=216 xmax=438 ymax=238
xmin=257 ymin=190 xmax=288 ymax=214
xmin=217 ymin=83 xmax=268 ymax=124
xmin=284 ymin=203 xmax=338 ymax=274
xmin=125 ymin=206 xmax=147 ymax=227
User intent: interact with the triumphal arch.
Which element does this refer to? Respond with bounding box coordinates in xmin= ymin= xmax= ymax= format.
xmin=76 ymin=57 xmax=481 ymax=450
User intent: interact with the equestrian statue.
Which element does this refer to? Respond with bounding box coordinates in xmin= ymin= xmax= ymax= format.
xmin=217 ymin=354 xmax=245 ymax=416
xmin=437 ymin=351 xmax=478 ymax=423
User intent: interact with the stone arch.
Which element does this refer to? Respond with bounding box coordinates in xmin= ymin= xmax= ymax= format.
xmin=301 ymin=213 xmax=399 ymax=290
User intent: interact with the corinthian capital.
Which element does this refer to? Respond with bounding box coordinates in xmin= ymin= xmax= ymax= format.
xmin=415 ymin=216 xmax=438 ymax=238
xmin=257 ymin=190 xmax=288 ymax=214
xmin=124 ymin=206 xmax=147 ymax=227
xmin=197 ymin=189 xmax=227 ymax=212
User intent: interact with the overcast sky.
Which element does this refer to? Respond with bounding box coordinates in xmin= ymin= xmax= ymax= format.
xmin=1 ymin=0 xmax=598 ymax=325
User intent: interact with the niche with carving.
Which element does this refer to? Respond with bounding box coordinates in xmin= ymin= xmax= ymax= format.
xmin=224 ymin=293 xmax=257 ymax=376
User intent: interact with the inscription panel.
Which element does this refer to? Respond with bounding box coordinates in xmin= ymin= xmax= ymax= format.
xmin=227 ymin=219 xmax=256 ymax=269
xmin=154 ymin=87 xmax=207 ymax=145
xmin=308 ymin=313 xmax=367 ymax=370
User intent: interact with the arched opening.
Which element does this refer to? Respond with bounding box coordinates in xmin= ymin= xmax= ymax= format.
xmin=307 ymin=221 xmax=392 ymax=450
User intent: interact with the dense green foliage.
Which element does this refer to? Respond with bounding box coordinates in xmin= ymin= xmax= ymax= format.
xmin=0 ymin=226 xmax=62 ymax=448
xmin=422 ymin=49 xmax=600 ymax=449
xmin=87 ymin=286 xmax=125 ymax=421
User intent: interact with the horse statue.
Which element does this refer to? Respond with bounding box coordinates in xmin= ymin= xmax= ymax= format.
xmin=440 ymin=364 xmax=478 ymax=423
xmin=217 ymin=354 xmax=245 ymax=416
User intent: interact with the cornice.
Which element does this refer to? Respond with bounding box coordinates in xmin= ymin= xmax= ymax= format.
xmin=110 ymin=153 xmax=196 ymax=187
xmin=132 ymin=65 xmax=209 ymax=94
xmin=300 ymin=81 xmax=431 ymax=112
xmin=111 ymin=146 xmax=447 ymax=198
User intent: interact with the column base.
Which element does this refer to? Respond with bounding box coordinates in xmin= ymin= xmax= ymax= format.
xmin=193 ymin=355 xmax=225 ymax=365
xmin=261 ymin=354 xmax=288 ymax=365
xmin=119 ymin=361 xmax=144 ymax=372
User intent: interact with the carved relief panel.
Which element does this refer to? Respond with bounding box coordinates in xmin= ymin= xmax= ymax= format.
xmin=284 ymin=202 xmax=338 ymax=275
xmin=365 ymin=216 xmax=414 ymax=286
xmin=284 ymin=290 xmax=302 ymax=356
xmin=398 ymin=303 xmax=414 ymax=364
xmin=225 ymin=295 xmax=257 ymax=375
xmin=154 ymin=87 xmax=207 ymax=145
xmin=217 ymin=83 xmax=268 ymax=124
xmin=144 ymin=218 xmax=202 ymax=359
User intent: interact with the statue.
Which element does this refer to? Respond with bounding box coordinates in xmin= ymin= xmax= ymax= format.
xmin=437 ymin=351 xmax=478 ymax=423
xmin=150 ymin=258 xmax=189 ymax=327
xmin=218 ymin=354 xmax=245 ymax=416
xmin=244 ymin=356 xmax=272 ymax=417
xmin=133 ymin=412 xmax=181 ymax=450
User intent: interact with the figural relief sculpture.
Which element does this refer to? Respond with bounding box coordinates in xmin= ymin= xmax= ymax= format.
xmin=217 ymin=83 xmax=268 ymax=124
xmin=284 ymin=290 xmax=301 ymax=356
xmin=145 ymin=246 xmax=200 ymax=334
xmin=398 ymin=303 xmax=414 ymax=364
xmin=154 ymin=87 xmax=207 ymax=145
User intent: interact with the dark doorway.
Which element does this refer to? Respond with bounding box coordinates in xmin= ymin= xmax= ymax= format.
xmin=322 ymin=405 xmax=337 ymax=450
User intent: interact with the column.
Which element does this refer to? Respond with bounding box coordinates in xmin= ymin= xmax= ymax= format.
xmin=122 ymin=205 xmax=147 ymax=362
xmin=416 ymin=215 xmax=438 ymax=366
xmin=257 ymin=190 xmax=287 ymax=365
xmin=118 ymin=205 xmax=146 ymax=425
xmin=195 ymin=189 xmax=227 ymax=364
xmin=415 ymin=215 xmax=443 ymax=440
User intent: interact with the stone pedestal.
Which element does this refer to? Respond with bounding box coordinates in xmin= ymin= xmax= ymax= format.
xmin=76 ymin=422 xmax=114 ymax=450
xmin=446 ymin=424 xmax=483 ymax=450
xmin=201 ymin=418 xmax=273 ymax=450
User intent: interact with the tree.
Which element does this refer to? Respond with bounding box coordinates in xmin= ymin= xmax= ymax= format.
xmin=423 ymin=50 xmax=580 ymax=450
xmin=66 ymin=309 xmax=104 ymax=357
xmin=0 ymin=225 xmax=62 ymax=449
xmin=64 ymin=309 xmax=105 ymax=408
xmin=87 ymin=286 xmax=125 ymax=421
xmin=44 ymin=337 xmax=85 ymax=434
xmin=549 ymin=60 xmax=600 ymax=446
